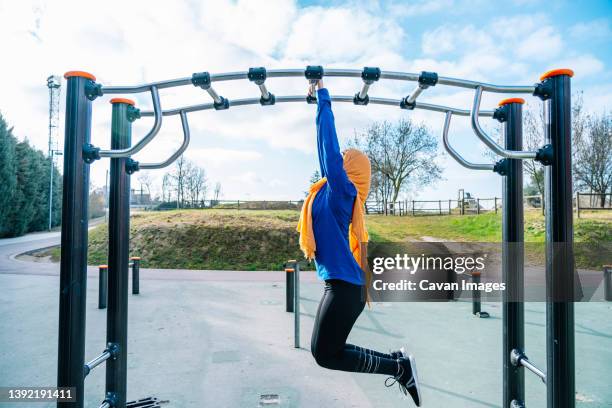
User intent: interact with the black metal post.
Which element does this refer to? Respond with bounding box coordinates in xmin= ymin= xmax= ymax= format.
xmin=285 ymin=263 xmax=295 ymax=313
xmin=106 ymin=99 xmax=134 ymax=407
xmin=540 ymin=70 xmax=575 ymax=408
xmin=99 ymin=265 xmax=108 ymax=309
xmin=57 ymin=71 xmax=94 ymax=408
xmin=131 ymin=257 xmax=140 ymax=295
xmin=471 ymin=272 xmax=488 ymax=318
xmin=604 ymin=265 xmax=612 ymax=301
xmin=500 ymin=99 xmax=525 ymax=408
xmin=294 ymin=261 xmax=301 ymax=348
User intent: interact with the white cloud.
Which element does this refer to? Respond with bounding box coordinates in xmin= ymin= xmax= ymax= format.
xmin=515 ymin=26 xmax=563 ymax=60
xmin=283 ymin=6 xmax=404 ymax=64
xmin=187 ymin=148 xmax=262 ymax=167
xmin=569 ymin=19 xmax=612 ymax=41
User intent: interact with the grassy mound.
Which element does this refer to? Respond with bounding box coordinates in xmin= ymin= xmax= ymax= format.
xmin=87 ymin=210 xmax=304 ymax=270
xmin=44 ymin=208 xmax=610 ymax=270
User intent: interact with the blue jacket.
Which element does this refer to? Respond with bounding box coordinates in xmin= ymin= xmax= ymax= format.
xmin=312 ymin=88 xmax=364 ymax=286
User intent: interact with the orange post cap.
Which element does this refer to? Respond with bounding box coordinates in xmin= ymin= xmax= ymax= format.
xmin=498 ymin=98 xmax=525 ymax=106
xmin=540 ymin=68 xmax=574 ymax=81
xmin=110 ymin=98 xmax=136 ymax=106
xmin=130 ymin=256 xmax=141 ymax=260
xmin=64 ymin=71 xmax=96 ymax=81
xmin=99 ymin=265 xmax=108 ymax=269
xmin=285 ymin=268 xmax=295 ymax=273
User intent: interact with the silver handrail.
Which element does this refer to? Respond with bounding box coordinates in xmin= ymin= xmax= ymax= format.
xmin=471 ymin=86 xmax=537 ymax=159
xmin=139 ymin=111 xmax=190 ymax=170
xmin=99 ymin=86 xmax=162 ymax=158
xmin=442 ymin=111 xmax=494 ymax=171
xmin=100 ymin=68 xmax=535 ymax=94
xmin=139 ymin=95 xmax=496 ymax=117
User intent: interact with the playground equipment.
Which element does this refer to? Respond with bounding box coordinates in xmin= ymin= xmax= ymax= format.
xmin=57 ymin=66 xmax=575 ymax=408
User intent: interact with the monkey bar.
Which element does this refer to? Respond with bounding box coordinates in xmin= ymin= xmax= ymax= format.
xmin=57 ymin=66 xmax=576 ymax=408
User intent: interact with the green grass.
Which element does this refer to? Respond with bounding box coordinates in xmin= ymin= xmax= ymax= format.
xmin=45 ymin=208 xmax=610 ymax=270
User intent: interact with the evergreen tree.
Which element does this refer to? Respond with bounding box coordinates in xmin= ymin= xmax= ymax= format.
xmin=0 ymin=113 xmax=17 ymax=236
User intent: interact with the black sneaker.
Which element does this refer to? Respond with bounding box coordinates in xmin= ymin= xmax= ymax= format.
xmin=389 ymin=347 xmax=407 ymax=360
xmin=385 ymin=356 xmax=421 ymax=406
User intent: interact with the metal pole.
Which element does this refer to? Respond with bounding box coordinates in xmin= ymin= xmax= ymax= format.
xmin=99 ymin=265 xmax=108 ymax=309
xmin=500 ymin=99 xmax=526 ymax=408
xmin=105 ymin=98 xmax=134 ymax=407
xmin=294 ymin=261 xmax=300 ymax=348
xmin=604 ymin=265 xmax=612 ymax=301
xmin=131 ymin=257 xmax=140 ymax=295
xmin=575 ymin=192 xmax=580 ymax=219
xmin=57 ymin=71 xmax=94 ymax=408
xmin=285 ymin=264 xmax=294 ymax=313
xmin=49 ymin=151 xmax=54 ymax=230
xmin=540 ymin=70 xmax=575 ymax=408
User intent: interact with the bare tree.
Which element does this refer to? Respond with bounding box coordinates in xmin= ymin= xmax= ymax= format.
xmin=213 ymin=182 xmax=222 ymax=205
xmin=186 ymin=165 xmax=208 ymax=205
xmin=353 ymin=119 xmax=442 ymax=203
xmin=161 ymin=173 xmax=172 ymax=202
xmin=166 ymin=155 xmax=188 ymax=207
xmin=573 ymin=111 xmax=612 ymax=207
xmin=137 ymin=172 xmax=154 ymax=203
xmin=522 ymin=105 xmax=546 ymax=196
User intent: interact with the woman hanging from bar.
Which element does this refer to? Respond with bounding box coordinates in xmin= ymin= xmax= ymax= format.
xmin=297 ymin=79 xmax=421 ymax=406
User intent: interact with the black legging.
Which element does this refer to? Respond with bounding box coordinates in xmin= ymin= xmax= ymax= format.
xmin=311 ymin=279 xmax=398 ymax=375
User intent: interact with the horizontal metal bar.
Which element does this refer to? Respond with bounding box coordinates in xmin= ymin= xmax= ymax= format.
xmin=471 ymin=86 xmax=537 ymax=159
xmin=442 ymin=111 xmax=495 ymax=171
xmin=140 ymin=95 xmax=495 ymax=117
xmin=139 ymin=111 xmax=190 ymax=170
xmin=84 ymin=350 xmax=111 ymax=377
xmin=101 ymin=68 xmax=534 ymax=94
xmin=99 ymin=86 xmax=162 ymax=158
xmin=437 ymin=76 xmax=535 ymax=93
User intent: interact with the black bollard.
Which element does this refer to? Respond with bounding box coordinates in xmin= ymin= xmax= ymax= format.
xmin=99 ymin=265 xmax=108 ymax=309
xmin=285 ymin=261 xmax=295 ymax=313
xmin=604 ymin=265 xmax=612 ymax=301
xmin=472 ymin=272 xmax=489 ymax=318
xmin=130 ymin=257 xmax=140 ymax=295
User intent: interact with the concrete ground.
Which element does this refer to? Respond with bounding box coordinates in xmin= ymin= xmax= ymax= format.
xmin=0 ymin=236 xmax=611 ymax=407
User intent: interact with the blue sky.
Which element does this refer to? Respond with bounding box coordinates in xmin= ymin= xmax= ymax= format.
xmin=0 ymin=0 xmax=610 ymax=202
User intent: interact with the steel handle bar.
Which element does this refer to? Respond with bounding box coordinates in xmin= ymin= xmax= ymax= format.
xmin=101 ymin=68 xmax=536 ymax=94
xmin=83 ymin=350 xmax=111 ymax=377
xmin=511 ymin=349 xmax=546 ymax=384
xmin=405 ymin=85 xmax=424 ymax=105
xmin=139 ymin=110 xmax=191 ymax=170
xmin=99 ymin=86 xmax=162 ymax=158
xmin=357 ymin=83 xmax=370 ymax=100
xmin=442 ymin=111 xmax=495 ymax=171
xmin=138 ymin=95 xmax=495 ymax=117
xmin=471 ymin=86 xmax=537 ymax=159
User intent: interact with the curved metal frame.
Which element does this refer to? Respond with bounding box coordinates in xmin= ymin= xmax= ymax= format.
xmin=471 ymin=86 xmax=537 ymax=160
xmin=92 ymin=67 xmax=540 ymax=161
xmin=99 ymin=86 xmax=162 ymax=158
xmin=139 ymin=110 xmax=190 ymax=170
xmin=442 ymin=111 xmax=495 ymax=171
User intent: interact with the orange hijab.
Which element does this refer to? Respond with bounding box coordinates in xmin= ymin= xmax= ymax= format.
xmin=297 ymin=149 xmax=371 ymax=268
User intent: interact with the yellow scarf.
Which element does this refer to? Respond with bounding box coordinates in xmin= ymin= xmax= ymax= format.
xmin=296 ymin=149 xmax=370 ymax=268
